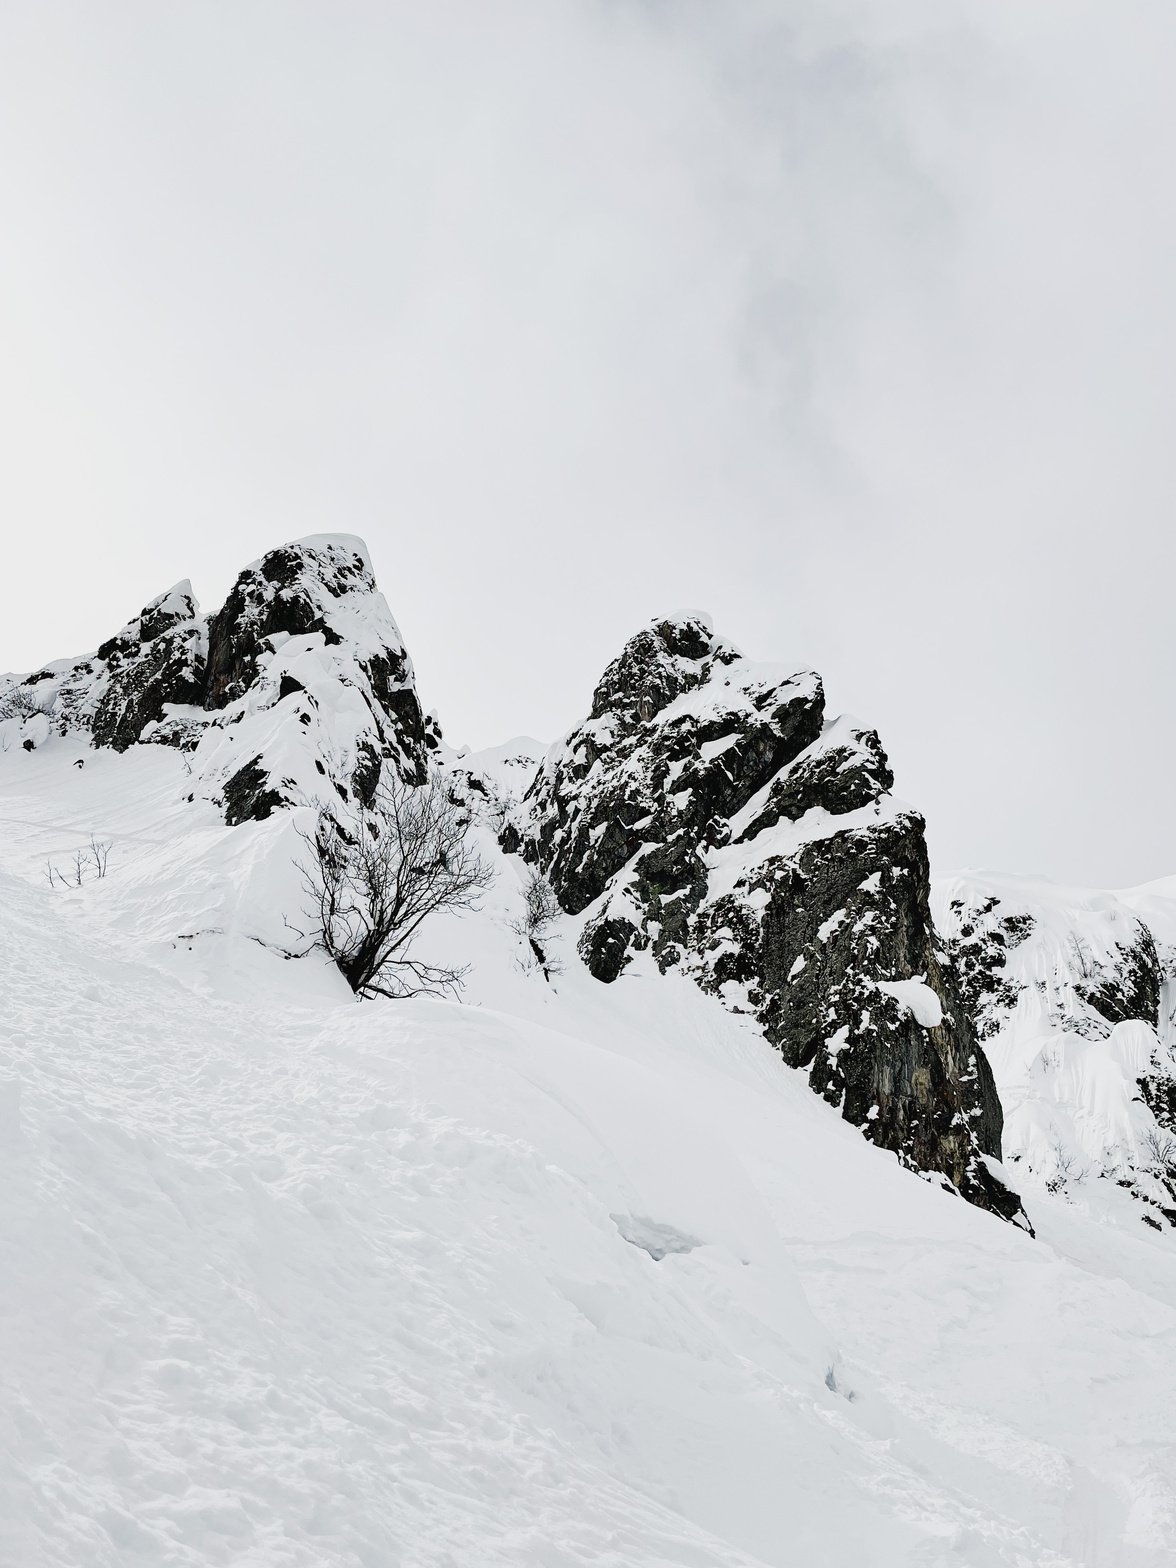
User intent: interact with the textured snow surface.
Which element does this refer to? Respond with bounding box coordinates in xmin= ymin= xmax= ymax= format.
xmin=4 ymin=748 xmax=1176 ymax=1566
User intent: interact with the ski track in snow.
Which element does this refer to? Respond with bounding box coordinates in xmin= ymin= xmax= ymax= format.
xmin=2 ymin=748 xmax=1176 ymax=1566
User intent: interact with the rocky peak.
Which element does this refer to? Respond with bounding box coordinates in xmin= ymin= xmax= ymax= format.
xmin=1 ymin=535 xmax=429 ymax=820
xmin=523 ymin=616 xmax=827 ymax=930
xmin=587 ymin=612 xmax=739 ymax=724
xmin=96 ymin=580 xmax=201 ymax=660
xmin=6 ymin=581 xmax=209 ymax=755
xmin=512 ymin=613 xmax=1027 ymax=1227
xmin=205 ymin=537 xmax=380 ymax=708
xmin=193 ymin=537 xmax=428 ymax=822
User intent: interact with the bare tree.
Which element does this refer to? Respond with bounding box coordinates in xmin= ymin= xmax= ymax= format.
xmin=1142 ymin=1125 xmax=1176 ymax=1173
xmin=508 ymin=868 xmax=563 ymax=981
xmin=88 ymin=835 xmax=111 ymax=877
xmin=295 ymin=772 xmax=492 ymax=1000
xmin=1045 ymin=1140 xmax=1084 ymax=1193
xmin=0 ymin=684 xmax=55 ymax=722
xmin=1066 ymin=931 xmax=1096 ymax=982
xmin=45 ymin=835 xmax=113 ymax=889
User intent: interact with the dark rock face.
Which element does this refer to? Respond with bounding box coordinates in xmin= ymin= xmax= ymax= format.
xmin=514 ymin=613 xmax=1026 ymax=1226
xmin=942 ymin=895 xmax=1033 ymax=1041
xmin=90 ymin=586 xmax=205 ymax=752
xmin=4 ymin=537 xmax=430 ymax=826
xmin=695 ymin=810 xmax=1016 ymax=1220
xmin=1078 ymin=930 xmax=1161 ymax=1029
xmin=205 ymin=543 xmax=361 ymax=708
xmin=203 ymin=543 xmax=428 ymax=775
xmin=737 ymin=727 xmax=893 ymax=838
xmin=222 ymin=756 xmax=287 ymax=826
xmin=524 ymin=614 xmax=824 ymax=932
xmin=9 ymin=582 xmax=206 ymax=754
xmin=191 ymin=538 xmax=429 ymax=820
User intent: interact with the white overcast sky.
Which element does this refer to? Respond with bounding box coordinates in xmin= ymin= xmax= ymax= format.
xmin=2 ymin=0 xmax=1174 ymax=887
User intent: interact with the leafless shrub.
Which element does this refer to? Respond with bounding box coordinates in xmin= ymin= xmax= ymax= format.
xmin=45 ymin=835 xmax=112 ymax=889
xmin=1044 ymin=1139 xmax=1085 ymax=1193
xmin=484 ymin=790 xmax=511 ymax=836
xmin=1066 ymin=932 xmax=1096 ymax=982
xmin=1142 ymin=1125 xmax=1176 ymax=1172
xmin=0 ymin=685 xmax=55 ymax=722
xmin=508 ymin=869 xmax=563 ymax=981
xmin=294 ymin=772 xmax=492 ymax=1000
xmin=87 ymin=835 xmax=111 ymax=877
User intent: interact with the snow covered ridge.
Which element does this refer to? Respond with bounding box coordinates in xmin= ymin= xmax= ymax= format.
xmin=0 ymin=549 xmax=1024 ymax=1224
xmin=935 ymin=873 xmax=1176 ymax=1232
xmin=0 ymin=536 xmax=433 ymax=821
xmin=507 ymin=613 xmax=1027 ymax=1227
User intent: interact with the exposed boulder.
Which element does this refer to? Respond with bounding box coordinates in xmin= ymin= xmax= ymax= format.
xmin=221 ymin=756 xmax=287 ymax=826
xmin=513 ymin=613 xmax=1026 ymax=1226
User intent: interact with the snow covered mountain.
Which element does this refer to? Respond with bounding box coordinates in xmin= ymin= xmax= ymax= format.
xmin=5 ymin=535 xmax=1176 ymax=1566
xmin=936 ymin=872 xmax=1176 ymax=1232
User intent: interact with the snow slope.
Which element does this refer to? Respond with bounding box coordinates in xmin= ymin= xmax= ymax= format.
xmin=4 ymin=745 xmax=1176 ymax=1566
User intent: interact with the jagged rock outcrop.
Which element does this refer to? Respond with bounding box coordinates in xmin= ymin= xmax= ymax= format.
xmin=0 ymin=536 xmax=428 ymax=823
xmin=513 ymin=613 xmax=1026 ymax=1225
xmin=0 ymin=582 xmax=207 ymax=755
xmin=191 ymin=537 xmax=428 ymax=822
xmin=88 ymin=582 xmax=207 ymax=752
xmin=935 ymin=873 xmax=1176 ymax=1229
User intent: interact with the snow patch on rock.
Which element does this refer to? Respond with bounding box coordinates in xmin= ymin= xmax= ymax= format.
xmin=936 ymin=872 xmax=1176 ymax=1230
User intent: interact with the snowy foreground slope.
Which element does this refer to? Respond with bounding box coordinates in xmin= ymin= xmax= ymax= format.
xmin=5 ymin=746 xmax=1176 ymax=1566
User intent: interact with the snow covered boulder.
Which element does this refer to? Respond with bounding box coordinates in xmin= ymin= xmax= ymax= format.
xmin=514 ymin=614 xmax=1024 ymax=1226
